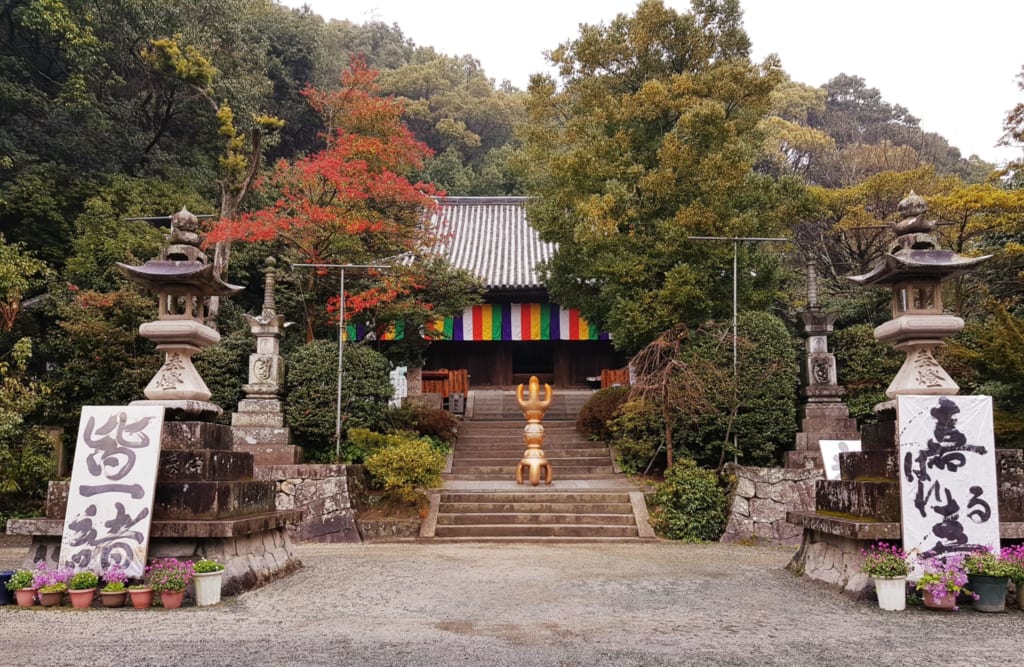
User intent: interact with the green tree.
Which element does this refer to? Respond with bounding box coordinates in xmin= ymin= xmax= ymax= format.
xmin=0 ymin=337 xmax=54 ymax=505
xmin=520 ymin=0 xmax=808 ymax=352
xmin=0 ymin=234 xmax=49 ymax=332
xmin=284 ymin=339 xmax=393 ymax=461
xmin=381 ymin=50 xmax=527 ymax=194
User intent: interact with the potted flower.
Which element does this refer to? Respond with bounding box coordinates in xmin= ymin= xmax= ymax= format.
xmin=146 ymin=558 xmax=194 ymax=609
xmin=68 ymin=570 xmax=99 ymax=609
xmin=33 ymin=562 xmax=72 ymax=607
xmin=5 ymin=568 xmax=36 ymax=607
xmin=128 ymin=583 xmax=154 ymax=609
xmin=964 ymin=548 xmax=1011 ymax=613
xmin=859 ymin=541 xmax=910 ymax=611
xmin=1000 ymin=544 xmax=1024 ymax=611
xmin=916 ymin=554 xmax=975 ymax=611
xmin=100 ymin=563 xmax=129 ymax=608
xmin=192 ymin=557 xmax=225 ymax=607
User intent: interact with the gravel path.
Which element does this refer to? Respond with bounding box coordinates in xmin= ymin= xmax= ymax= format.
xmin=1 ymin=539 xmax=1019 ymax=666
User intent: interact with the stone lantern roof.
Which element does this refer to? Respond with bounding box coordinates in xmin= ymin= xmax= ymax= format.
xmin=848 ymin=192 xmax=990 ymax=287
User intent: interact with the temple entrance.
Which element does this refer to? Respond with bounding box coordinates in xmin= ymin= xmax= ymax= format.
xmin=511 ymin=341 xmax=554 ymax=385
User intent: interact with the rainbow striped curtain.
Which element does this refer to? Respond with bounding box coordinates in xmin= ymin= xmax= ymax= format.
xmin=430 ymin=304 xmax=609 ymax=341
xmin=342 ymin=304 xmax=609 ymax=342
xmin=343 ymin=320 xmax=405 ymax=342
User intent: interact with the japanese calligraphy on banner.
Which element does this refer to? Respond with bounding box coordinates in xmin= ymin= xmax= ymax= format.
xmin=818 ymin=440 xmax=862 ymax=481
xmin=898 ymin=395 xmax=999 ymax=560
xmin=60 ymin=406 xmax=165 ymax=578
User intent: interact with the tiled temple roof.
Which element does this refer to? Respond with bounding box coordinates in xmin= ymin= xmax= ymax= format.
xmin=429 ymin=197 xmax=553 ymax=290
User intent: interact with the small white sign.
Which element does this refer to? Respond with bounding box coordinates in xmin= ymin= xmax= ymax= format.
xmin=389 ymin=366 xmax=408 ymax=408
xmin=819 ymin=439 xmax=862 ymax=481
xmin=60 ymin=406 xmax=165 ymax=578
xmin=898 ymin=395 xmax=1000 ymax=560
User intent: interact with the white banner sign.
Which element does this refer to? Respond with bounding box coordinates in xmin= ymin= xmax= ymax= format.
xmin=819 ymin=439 xmax=862 ymax=481
xmin=60 ymin=406 xmax=165 ymax=578
xmin=898 ymin=395 xmax=999 ymax=560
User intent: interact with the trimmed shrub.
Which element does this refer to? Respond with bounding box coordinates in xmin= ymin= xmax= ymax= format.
xmin=575 ymin=386 xmax=630 ymax=440
xmin=285 ymin=340 xmax=393 ymax=461
xmin=608 ymin=399 xmax=664 ymax=474
xmin=647 ymin=459 xmax=729 ymax=542
xmin=342 ymin=427 xmax=393 ymax=464
xmin=364 ymin=434 xmax=445 ymax=503
xmin=389 ymin=401 xmax=459 ymax=445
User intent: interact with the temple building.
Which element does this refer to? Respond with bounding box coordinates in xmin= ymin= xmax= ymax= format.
xmin=420 ymin=197 xmax=625 ymax=388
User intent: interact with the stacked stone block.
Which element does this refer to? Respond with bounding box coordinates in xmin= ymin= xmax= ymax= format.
xmin=721 ymin=464 xmax=822 ymax=546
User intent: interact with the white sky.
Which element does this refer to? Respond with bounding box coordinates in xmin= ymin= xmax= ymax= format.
xmin=279 ymin=0 xmax=1024 ymax=166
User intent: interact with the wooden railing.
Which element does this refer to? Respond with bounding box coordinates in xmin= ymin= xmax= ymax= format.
xmin=600 ymin=367 xmax=630 ymax=389
xmin=421 ymin=368 xmax=470 ymax=398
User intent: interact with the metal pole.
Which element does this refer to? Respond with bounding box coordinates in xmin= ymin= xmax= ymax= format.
xmin=293 ymin=263 xmax=387 ymax=463
xmin=732 ymin=240 xmax=738 ymax=465
xmin=335 ymin=268 xmax=345 ymax=462
xmin=732 ymin=240 xmax=738 ymax=385
xmin=688 ymin=236 xmax=788 ymax=460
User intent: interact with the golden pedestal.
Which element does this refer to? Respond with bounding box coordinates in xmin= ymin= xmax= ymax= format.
xmin=515 ymin=376 xmax=553 ymax=486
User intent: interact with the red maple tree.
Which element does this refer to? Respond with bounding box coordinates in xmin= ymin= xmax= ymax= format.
xmin=208 ymin=59 xmax=464 ymax=343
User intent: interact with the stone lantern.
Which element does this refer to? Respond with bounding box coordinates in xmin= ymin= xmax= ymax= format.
xmin=848 ymin=192 xmax=989 ymax=398
xmin=117 ymin=207 xmax=243 ymax=418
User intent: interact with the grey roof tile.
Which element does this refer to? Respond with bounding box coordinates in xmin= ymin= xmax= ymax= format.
xmin=429 ymin=197 xmax=553 ymax=290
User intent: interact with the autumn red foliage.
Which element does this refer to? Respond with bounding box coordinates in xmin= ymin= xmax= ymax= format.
xmin=208 ymin=59 xmax=454 ymax=338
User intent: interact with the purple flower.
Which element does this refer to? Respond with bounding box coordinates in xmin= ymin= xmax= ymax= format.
xmin=103 ymin=563 xmax=129 ymax=586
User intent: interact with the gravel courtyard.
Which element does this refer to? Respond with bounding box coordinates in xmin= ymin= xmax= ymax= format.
xmin=1 ymin=538 xmax=1019 ymax=666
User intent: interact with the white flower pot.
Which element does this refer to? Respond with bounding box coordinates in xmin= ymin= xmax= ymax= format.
xmin=192 ymin=571 xmax=223 ymax=607
xmin=873 ymin=576 xmax=907 ymax=611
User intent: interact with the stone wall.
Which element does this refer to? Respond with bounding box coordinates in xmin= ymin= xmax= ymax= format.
xmin=256 ymin=464 xmax=360 ymax=544
xmin=720 ymin=463 xmax=822 ymax=546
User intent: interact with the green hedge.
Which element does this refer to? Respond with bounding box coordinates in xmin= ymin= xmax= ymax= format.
xmin=647 ymin=459 xmax=729 ymax=542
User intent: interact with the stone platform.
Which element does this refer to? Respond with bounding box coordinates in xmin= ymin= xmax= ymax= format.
xmin=786 ymin=415 xmax=1024 ymax=596
xmin=6 ymin=419 xmax=303 ymax=595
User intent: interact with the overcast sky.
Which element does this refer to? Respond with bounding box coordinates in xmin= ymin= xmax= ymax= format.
xmin=279 ymin=0 xmax=1024 ymax=166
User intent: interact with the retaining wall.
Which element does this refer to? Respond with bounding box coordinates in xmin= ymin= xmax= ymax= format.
xmin=720 ymin=463 xmax=822 ymax=546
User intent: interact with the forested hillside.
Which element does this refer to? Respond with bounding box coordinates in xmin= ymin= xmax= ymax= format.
xmin=3 ymin=0 xmax=1024 ymax=513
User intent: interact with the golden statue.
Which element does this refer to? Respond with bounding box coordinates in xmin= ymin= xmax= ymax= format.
xmin=515 ymin=376 xmax=553 ymax=486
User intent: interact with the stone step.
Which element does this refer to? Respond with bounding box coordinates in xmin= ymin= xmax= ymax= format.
xmin=455 ymin=440 xmax=592 ymax=448
xmin=840 ymin=451 xmax=899 ymax=481
xmin=454 ymin=456 xmax=610 ymax=467
xmin=455 ymin=444 xmax=607 ymax=453
xmin=439 ymin=501 xmax=632 ymax=513
xmin=454 ymin=450 xmax=606 ymax=461
xmin=814 ymin=479 xmax=900 ymax=522
xmin=458 ymin=426 xmax=579 ymax=435
xmin=443 ymin=472 xmax=619 ymax=480
xmin=154 ymin=480 xmax=278 ymax=519
xmin=433 ymin=523 xmax=638 ymax=538
xmin=437 ymin=512 xmax=636 ymax=526
xmin=449 ymin=465 xmax=615 ymax=475
xmin=456 ymin=431 xmax=589 ymax=440
xmin=442 ymin=491 xmax=632 ymax=503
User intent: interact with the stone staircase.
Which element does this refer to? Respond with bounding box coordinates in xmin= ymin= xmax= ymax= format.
xmin=423 ymin=397 xmax=655 ymax=541
xmin=467 ymin=390 xmax=593 ymax=421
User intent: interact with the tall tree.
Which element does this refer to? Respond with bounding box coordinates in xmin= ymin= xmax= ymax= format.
xmin=381 ymin=50 xmax=526 ymax=194
xmin=521 ymin=0 xmax=808 ymax=352
xmin=207 ymin=60 xmax=482 ymax=357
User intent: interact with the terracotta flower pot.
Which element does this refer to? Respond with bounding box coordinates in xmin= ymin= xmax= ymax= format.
xmin=160 ymin=589 xmax=185 ymax=609
xmin=69 ymin=588 xmax=96 ymax=609
xmin=38 ymin=590 xmax=65 ymax=607
xmin=922 ymin=588 xmax=957 ymax=611
xmin=14 ymin=588 xmax=37 ymax=607
xmin=128 ymin=587 xmax=153 ymax=609
xmin=101 ymin=590 xmax=128 ymax=608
